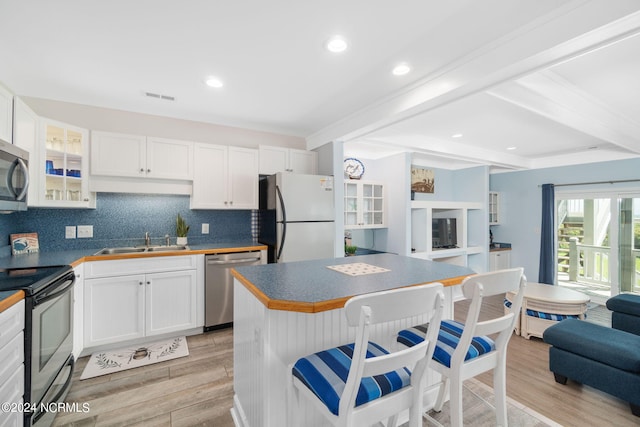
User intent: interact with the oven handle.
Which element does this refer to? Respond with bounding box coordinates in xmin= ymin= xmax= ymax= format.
xmin=33 ymin=273 xmax=75 ymax=306
xmin=32 ymin=356 xmax=75 ymax=424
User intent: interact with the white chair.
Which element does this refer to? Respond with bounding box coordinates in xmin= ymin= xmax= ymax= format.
xmin=397 ymin=268 xmax=526 ymax=427
xmin=291 ymin=282 xmax=445 ymax=427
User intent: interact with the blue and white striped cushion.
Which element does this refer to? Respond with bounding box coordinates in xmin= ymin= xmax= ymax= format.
xmin=504 ymin=298 xmax=581 ymax=321
xmin=292 ymin=342 xmax=411 ymax=416
xmin=397 ymin=319 xmax=495 ymax=368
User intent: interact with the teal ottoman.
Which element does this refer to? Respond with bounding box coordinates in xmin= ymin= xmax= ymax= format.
xmin=543 ymin=318 xmax=640 ymax=416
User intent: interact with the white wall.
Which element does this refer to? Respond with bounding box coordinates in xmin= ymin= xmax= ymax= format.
xmin=22 ymin=96 xmax=305 ymax=149
xmin=490 ymin=157 xmax=640 ymax=282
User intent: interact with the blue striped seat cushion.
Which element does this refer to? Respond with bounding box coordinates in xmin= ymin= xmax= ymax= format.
xmin=397 ymin=319 xmax=495 ymax=368
xmin=504 ymin=298 xmax=581 ymax=321
xmin=292 ymin=342 xmax=411 ymax=416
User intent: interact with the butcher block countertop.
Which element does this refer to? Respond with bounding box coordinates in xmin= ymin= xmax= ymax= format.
xmin=0 ymin=290 xmax=24 ymax=314
xmin=231 ymin=253 xmax=474 ymax=313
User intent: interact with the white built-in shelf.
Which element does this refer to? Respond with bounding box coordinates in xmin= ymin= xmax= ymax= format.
xmin=410 ymin=201 xmax=485 ymax=272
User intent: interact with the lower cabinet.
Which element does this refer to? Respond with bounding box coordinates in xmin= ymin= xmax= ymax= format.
xmin=0 ymin=299 xmax=25 ymax=427
xmin=83 ymin=256 xmax=203 ymax=350
xmin=489 ymin=249 xmax=511 ymax=271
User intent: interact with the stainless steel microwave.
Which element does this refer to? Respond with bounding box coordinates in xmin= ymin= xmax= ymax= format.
xmin=0 ymin=139 xmax=29 ymax=212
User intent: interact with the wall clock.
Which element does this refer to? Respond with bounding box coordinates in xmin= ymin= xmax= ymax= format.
xmin=344 ymin=157 xmax=365 ymax=179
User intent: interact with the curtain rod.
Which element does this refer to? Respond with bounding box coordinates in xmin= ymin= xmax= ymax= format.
xmin=539 ymin=179 xmax=640 ymax=188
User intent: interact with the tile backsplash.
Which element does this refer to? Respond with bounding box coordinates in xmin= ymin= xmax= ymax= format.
xmin=0 ymin=193 xmax=254 ymax=253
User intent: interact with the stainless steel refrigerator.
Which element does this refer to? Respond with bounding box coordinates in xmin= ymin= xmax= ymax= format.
xmin=258 ymin=172 xmax=335 ymax=263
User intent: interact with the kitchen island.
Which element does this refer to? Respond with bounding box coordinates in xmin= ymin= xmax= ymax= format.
xmin=230 ymin=253 xmax=474 ymax=427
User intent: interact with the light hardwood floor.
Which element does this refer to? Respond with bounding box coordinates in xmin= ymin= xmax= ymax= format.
xmin=53 ymin=296 xmax=637 ymax=426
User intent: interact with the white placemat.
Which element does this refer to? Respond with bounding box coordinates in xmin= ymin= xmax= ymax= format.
xmin=327 ymin=263 xmax=390 ymax=276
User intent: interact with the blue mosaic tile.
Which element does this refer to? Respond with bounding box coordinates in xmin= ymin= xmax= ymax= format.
xmin=0 ymin=193 xmax=254 ymax=252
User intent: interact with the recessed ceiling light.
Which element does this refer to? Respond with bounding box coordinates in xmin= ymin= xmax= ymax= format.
xmin=451 ymin=133 xmax=463 ymax=138
xmin=205 ymin=76 xmax=224 ymax=88
xmin=507 ymin=146 xmax=517 ymax=150
xmin=392 ymin=63 xmax=411 ymax=76
xmin=326 ymin=35 xmax=348 ymax=53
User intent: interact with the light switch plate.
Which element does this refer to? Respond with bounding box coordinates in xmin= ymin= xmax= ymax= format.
xmin=65 ymin=226 xmax=76 ymax=239
xmin=77 ymin=225 xmax=93 ymax=238
xmin=202 ymin=223 xmax=209 ymax=234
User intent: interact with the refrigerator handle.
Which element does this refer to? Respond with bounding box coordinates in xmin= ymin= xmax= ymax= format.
xmin=276 ymin=184 xmax=286 ymax=261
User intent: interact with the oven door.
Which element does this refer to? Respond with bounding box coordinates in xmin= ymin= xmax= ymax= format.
xmin=30 ymin=271 xmax=74 ymax=409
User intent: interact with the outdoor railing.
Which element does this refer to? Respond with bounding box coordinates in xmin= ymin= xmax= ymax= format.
xmin=569 ymin=238 xmax=610 ymax=287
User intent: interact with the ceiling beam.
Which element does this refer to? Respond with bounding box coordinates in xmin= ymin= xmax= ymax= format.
xmin=487 ymin=70 xmax=640 ymax=154
xmin=307 ymin=2 xmax=640 ymax=151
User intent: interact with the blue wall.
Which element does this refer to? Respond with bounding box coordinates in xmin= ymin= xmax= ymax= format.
xmin=0 ymin=193 xmax=254 ymax=254
xmin=490 ymin=158 xmax=640 ymax=282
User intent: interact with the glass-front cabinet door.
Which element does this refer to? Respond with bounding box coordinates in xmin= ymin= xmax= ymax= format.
xmin=344 ymin=182 xmax=359 ymax=227
xmin=344 ymin=181 xmax=386 ymax=229
xmin=41 ymin=119 xmax=93 ymax=207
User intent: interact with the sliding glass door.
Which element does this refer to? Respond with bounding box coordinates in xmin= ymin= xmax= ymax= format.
xmin=556 ymin=191 xmax=640 ymax=304
xmin=619 ymin=196 xmax=640 ymax=293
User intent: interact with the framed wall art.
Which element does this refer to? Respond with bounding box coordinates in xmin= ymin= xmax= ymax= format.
xmin=411 ymin=166 xmax=434 ymax=193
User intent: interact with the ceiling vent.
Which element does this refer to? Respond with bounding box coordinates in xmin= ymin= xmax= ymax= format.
xmin=144 ymin=91 xmax=175 ymax=101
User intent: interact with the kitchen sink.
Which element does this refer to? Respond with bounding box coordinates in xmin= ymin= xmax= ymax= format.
xmin=145 ymin=245 xmax=189 ymax=252
xmin=93 ymin=245 xmax=189 ymax=255
xmin=94 ymin=247 xmax=146 ymax=255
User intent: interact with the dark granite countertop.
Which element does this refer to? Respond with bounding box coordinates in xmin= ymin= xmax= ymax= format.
xmin=232 ymin=253 xmax=474 ymax=312
xmin=0 ymin=241 xmax=266 ymax=270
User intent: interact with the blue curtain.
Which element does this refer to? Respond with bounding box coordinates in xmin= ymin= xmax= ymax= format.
xmin=538 ymin=184 xmax=555 ymax=284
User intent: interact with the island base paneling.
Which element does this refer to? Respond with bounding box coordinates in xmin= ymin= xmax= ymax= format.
xmin=231 ymin=280 xmax=453 ymax=427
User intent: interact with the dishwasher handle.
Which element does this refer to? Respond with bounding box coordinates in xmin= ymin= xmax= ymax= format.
xmin=206 ymin=256 xmax=262 ymax=265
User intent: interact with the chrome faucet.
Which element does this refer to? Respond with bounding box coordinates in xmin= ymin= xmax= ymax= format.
xmin=145 ymin=231 xmax=151 ymax=247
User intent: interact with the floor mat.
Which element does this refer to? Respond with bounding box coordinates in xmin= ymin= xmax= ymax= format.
xmin=80 ymin=336 xmax=189 ymax=380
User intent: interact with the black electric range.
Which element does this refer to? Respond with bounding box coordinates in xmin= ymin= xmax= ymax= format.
xmin=0 ymin=265 xmax=73 ymax=296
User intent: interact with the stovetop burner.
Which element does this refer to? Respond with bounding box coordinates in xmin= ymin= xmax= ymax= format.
xmin=0 ymin=265 xmax=73 ymax=296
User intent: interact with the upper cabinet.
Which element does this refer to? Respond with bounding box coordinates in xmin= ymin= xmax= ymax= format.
xmin=191 ymin=143 xmax=258 ymax=210
xmin=258 ymin=145 xmax=317 ymax=175
xmin=91 ymin=131 xmax=193 ymax=181
xmin=489 ymin=191 xmax=500 ymax=225
xmin=38 ymin=118 xmax=94 ymax=208
xmin=0 ymin=84 xmax=13 ymax=144
xmin=344 ymin=180 xmax=386 ymax=229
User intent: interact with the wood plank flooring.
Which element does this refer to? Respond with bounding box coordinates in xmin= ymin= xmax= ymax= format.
xmin=53 ymin=297 xmax=637 ymax=426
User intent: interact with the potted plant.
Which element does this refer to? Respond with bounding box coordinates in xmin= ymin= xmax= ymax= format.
xmin=345 ymin=245 xmax=358 ymax=256
xmin=176 ymin=214 xmax=190 ymax=245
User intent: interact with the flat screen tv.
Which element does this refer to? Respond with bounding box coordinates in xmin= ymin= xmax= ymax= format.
xmin=432 ymin=218 xmax=457 ymax=249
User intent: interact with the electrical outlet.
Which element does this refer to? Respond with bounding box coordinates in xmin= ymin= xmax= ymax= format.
xmin=77 ymin=225 xmax=93 ymax=238
xmin=65 ymin=226 xmax=76 ymax=239
xmin=202 ymin=223 xmax=209 ymax=234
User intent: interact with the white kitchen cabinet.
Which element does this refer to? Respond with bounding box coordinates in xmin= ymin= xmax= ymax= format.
xmin=83 ymin=255 xmax=202 ymax=351
xmin=489 ymin=191 xmax=500 ymax=225
xmin=40 ymin=118 xmax=94 ymax=208
xmin=191 ymin=143 xmax=258 ymax=209
xmin=0 ymin=83 xmax=13 ymax=144
xmin=91 ymin=131 xmax=193 ymax=180
xmin=258 ymin=145 xmax=317 ymax=175
xmin=344 ymin=180 xmax=386 ymax=229
xmin=0 ymin=299 xmax=24 ymax=427
xmin=84 ymin=273 xmax=145 ymax=347
xmin=489 ymin=249 xmax=511 ymax=271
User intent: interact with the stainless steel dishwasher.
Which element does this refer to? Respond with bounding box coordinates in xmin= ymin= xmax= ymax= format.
xmin=205 ymin=251 xmax=264 ymax=330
